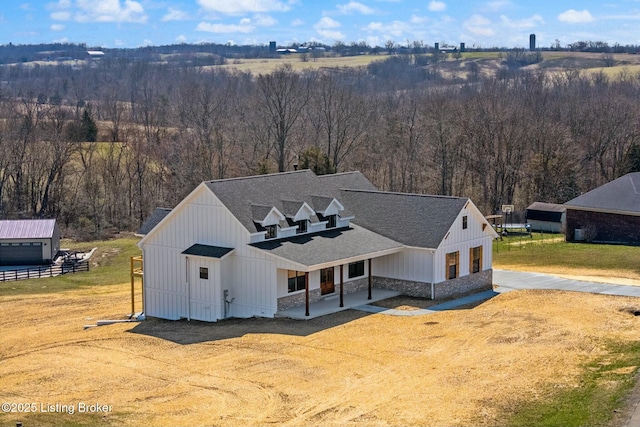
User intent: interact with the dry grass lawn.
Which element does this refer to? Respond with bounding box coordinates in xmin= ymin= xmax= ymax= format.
xmin=2 ymin=279 xmax=640 ymax=426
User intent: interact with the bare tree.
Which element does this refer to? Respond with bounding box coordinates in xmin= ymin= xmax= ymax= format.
xmin=255 ymin=64 xmax=311 ymax=172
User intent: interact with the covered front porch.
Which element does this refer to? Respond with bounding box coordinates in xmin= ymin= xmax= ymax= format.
xmin=276 ymin=287 xmax=400 ymax=320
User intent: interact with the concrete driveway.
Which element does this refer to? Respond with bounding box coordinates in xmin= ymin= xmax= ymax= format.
xmin=493 ymin=269 xmax=640 ymax=297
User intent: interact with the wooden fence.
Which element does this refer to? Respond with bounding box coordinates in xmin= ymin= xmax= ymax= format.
xmin=0 ymin=262 xmax=89 ymax=282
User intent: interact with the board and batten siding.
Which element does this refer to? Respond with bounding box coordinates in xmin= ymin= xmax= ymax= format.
xmin=434 ymin=202 xmax=496 ymax=283
xmin=372 ymin=249 xmax=434 ymax=283
xmin=140 ymin=184 xmax=278 ymax=321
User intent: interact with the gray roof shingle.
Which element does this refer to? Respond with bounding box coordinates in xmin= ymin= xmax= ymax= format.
xmin=250 ymin=225 xmax=402 ymax=268
xmin=0 ymin=219 xmax=57 ymax=239
xmin=317 ymin=171 xmax=378 ymax=192
xmin=136 ymin=208 xmax=172 ymax=235
xmin=205 ymin=170 xmax=338 ymax=233
xmin=564 ymin=172 xmax=640 ymax=214
xmin=341 ymin=189 xmax=468 ymax=249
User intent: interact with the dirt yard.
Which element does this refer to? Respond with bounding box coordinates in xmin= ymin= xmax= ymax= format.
xmin=1 ymin=281 xmax=640 ymax=426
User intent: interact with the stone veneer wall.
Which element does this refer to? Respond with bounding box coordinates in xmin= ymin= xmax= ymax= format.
xmin=277 ymin=277 xmax=372 ymax=311
xmin=372 ymin=277 xmax=432 ymax=298
xmin=277 ymin=270 xmax=493 ymax=311
xmin=433 ymin=269 xmax=493 ymax=300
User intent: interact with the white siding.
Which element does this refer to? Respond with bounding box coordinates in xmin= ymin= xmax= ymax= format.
xmin=372 ymin=249 xmax=434 ymax=283
xmin=141 ymin=184 xmax=277 ymax=321
xmin=434 ymin=201 xmax=496 ymax=283
xmin=187 ymin=256 xmax=222 ymax=322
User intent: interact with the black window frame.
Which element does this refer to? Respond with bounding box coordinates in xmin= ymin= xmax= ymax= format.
xmin=287 ymin=270 xmax=306 ymax=293
xmin=327 ymin=215 xmax=337 ymax=228
xmin=462 ymin=215 xmax=468 ymax=230
xmin=199 ymin=267 xmax=209 ymax=280
xmin=348 ymin=260 xmax=365 ymax=278
xmin=296 ymin=219 xmax=307 ymax=234
xmin=265 ymin=224 xmax=277 ymax=239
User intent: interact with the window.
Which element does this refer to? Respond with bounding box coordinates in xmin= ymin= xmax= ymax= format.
xmin=288 ymin=270 xmax=306 ymax=293
xmin=296 ymin=220 xmax=307 ymax=234
xmin=470 ymin=246 xmax=482 ymax=273
xmin=199 ymin=267 xmax=209 ymax=280
xmin=446 ymin=252 xmax=459 ymax=280
xmin=327 ymin=215 xmax=337 ymax=228
xmin=265 ymin=225 xmax=277 ymax=239
xmin=348 ymin=260 xmax=365 ymax=278
xmin=462 ymin=215 xmax=468 ymax=230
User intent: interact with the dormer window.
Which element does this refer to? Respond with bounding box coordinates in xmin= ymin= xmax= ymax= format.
xmin=327 ymin=215 xmax=337 ymax=228
xmin=296 ymin=220 xmax=307 ymax=234
xmin=265 ymin=225 xmax=277 ymax=239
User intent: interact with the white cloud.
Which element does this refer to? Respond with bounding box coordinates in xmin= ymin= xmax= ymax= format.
xmin=196 ymin=22 xmax=254 ymax=33
xmin=558 ymin=9 xmax=595 ymax=23
xmin=410 ymin=14 xmax=429 ymax=24
xmin=197 ymin=0 xmax=290 ymax=14
xmin=291 ymin=18 xmax=304 ymax=26
xmin=464 ymin=14 xmax=495 ymax=37
xmin=428 ymin=1 xmax=446 ymax=12
xmin=162 ymin=8 xmax=189 ymax=22
xmin=314 ymin=17 xmax=345 ymax=40
xmin=141 ymin=39 xmax=152 ymax=46
xmin=485 ymin=1 xmax=512 ymax=13
xmin=50 ymin=24 xmax=65 ymax=31
xmin=365 ymin=20 xmax=410 ymax=38
xmin=48 ymin=0 xmax=71 ymax=8
xmin=500 ymin=14 xmax=544 ymax=29
xmin=73 ymin=0 xmax=147 ymax=23
xmin=253 ymin=14 xmax=277 ymax=26
xmin=51 ymin=11 xmax=70 ymax=20
xmin=337 ymin=1 xmax=375 ymax=15
xmin=175 ymin=35 xmax=187 ymax=43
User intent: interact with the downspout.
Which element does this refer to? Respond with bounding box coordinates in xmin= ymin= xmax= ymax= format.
xmin=431 ymin=250 xmax=435 ymax=300
xmin=186 ymin=256 xmax=191 ymax=321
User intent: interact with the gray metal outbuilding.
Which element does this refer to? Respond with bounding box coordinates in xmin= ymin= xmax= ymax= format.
xmin=0 ymin=219 xmax=61 ymax=266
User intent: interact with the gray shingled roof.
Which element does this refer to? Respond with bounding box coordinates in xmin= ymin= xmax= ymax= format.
xmin=205 ymin=170 xmax=339 ymax=234
xmin=564 ymin=172 xmax=640 ymax=214
xmin=341 ymin=189 xmax=468 ymax=249
xmin=0 ymin=219 xmax=57 ymax=239
xmin=182 ymin=244 xmax=234 ymax=258
xmin=136 ymin=208 xmax=172 ymax=235
xmin=317 ymin=171 xmax=378 ymax=192
xmin=250 ymin=225 xmax=402 ymax=268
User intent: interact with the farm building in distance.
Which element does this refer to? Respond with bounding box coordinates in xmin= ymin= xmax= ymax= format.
xmin=0 ymin=219 xmax=61 ymax=266
xmin=137 ymin=170 xmax=498 ymax=322
xmin=564 ymin=172 xmax=640 ymax=244
xmin=526 ymin=202 xmax=566 ymax=233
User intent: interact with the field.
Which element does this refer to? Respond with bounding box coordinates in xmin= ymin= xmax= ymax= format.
xmin=1 ymin=236 xmax=640 ymax=426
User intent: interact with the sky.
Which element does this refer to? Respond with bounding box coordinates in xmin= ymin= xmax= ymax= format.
xmin=2 ymin=1 xmax=640 ymax=49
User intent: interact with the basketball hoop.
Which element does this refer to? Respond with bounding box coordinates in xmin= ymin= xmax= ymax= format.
xmin=501 ymin=204 xmax=514 ymax=214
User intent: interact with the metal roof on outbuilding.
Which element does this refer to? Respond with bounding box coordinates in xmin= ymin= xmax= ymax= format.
xmin=0 ymin=219 xmax=57 ymax=239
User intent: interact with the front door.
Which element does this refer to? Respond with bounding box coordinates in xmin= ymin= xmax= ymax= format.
xmin=320 ymin=267 xmax=335 ymax=295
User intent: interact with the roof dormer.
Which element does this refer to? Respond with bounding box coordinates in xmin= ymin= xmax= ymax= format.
xmin=251 ymin=204 xmax=285 ymax=226
xmin=310 ymin=195 xmax=344 ymax=216
xmin=281 ymin=200 xmax=316 ymax=222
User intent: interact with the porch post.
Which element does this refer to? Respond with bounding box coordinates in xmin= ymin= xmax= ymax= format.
xmin=339 ymin=264 xmax=344 ymax=307
xmin=305 ymin=271 xmax=310 ymax=317
xmin=368 ymin=258 xmax=372 ymax=300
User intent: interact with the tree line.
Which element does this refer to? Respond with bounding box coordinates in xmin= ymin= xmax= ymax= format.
xmin=0 ymin=56 xmax=639 ymax=239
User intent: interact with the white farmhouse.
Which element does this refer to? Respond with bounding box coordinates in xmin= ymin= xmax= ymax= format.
xmin=137 ymin=170 xmax=498 ymax=321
